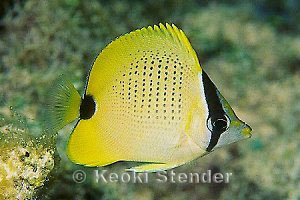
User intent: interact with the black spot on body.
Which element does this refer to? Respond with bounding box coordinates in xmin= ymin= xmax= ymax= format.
xmin=80 ymin=95 xmax=96 ymax=120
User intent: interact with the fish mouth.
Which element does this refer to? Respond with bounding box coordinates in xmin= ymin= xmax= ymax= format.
xmin=241 ymin=123 xmax=252 ymax=138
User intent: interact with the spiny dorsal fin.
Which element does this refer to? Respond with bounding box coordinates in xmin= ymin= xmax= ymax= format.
xmin=112 ymin=23 xmax=200 ymax=71
xmin=86 ymin=23 xmax=201 ymax=95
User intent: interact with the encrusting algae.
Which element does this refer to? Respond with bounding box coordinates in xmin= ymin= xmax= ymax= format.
xmin=0 ymin=115 xmax=56 ymax=200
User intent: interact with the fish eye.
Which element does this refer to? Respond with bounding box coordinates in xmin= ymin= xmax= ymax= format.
xmin=207 ymin=114 xmax=230 ymax=133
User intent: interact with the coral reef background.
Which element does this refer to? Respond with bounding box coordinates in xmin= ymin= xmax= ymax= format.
xmin=0 ymin=0 xmax=299 ymax=199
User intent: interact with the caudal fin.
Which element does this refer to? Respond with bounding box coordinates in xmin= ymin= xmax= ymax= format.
xmin=45 ymin=76 xmax=81 ymax=132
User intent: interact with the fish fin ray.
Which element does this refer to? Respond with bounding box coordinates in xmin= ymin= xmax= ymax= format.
xmin=86 ymin=23 xmax=201 ymax=95
xmin=44 ymin=75 xmax=81 ymax=132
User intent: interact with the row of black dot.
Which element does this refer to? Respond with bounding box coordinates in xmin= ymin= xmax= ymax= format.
xmin=109 ymin=49 xmax=186 ymax=124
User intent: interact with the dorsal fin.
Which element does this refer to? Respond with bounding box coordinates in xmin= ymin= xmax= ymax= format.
xmin=85 ymin=23 xmax=201 ymax=96
xmin=116 ymin=23 xmax=200 ymax=68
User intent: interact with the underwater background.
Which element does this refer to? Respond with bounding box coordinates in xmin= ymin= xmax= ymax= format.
xmin=0 ymin=0 xmax=299 ymax=199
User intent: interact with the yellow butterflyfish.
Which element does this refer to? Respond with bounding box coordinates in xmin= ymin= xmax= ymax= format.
xmin=46 ymin=23 xmax=252 ymax=172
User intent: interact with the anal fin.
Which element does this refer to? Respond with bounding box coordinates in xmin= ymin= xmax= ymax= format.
xmin=126 ymin=163 xmax=181 ymax=172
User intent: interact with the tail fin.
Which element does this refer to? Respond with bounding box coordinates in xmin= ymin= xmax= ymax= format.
xmin=45 ymin=76 xmax=81 ymax=132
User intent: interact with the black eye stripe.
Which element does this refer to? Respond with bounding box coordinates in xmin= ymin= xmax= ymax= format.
xmin=202 ymin=71 xmax=224 ymax=116
xmin=202 ymin=71 xmax=226 ymax=152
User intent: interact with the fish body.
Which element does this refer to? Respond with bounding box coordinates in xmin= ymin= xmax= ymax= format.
xmin=47 ymin=24 xmax=252 ymax=172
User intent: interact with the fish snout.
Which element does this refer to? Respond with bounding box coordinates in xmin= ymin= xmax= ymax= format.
xmin=241 ymin=123 xmax=252 ymax=138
